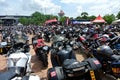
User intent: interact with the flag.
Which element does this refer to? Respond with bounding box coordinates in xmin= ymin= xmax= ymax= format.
xmin=66 ymin=17 xmax=69 ymax=26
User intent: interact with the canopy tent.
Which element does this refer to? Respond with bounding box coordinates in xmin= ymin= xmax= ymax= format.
xmin=45 ymin=18 xmax=57 ymax=24
xmin=112 ymin=19 xmax=120 ymax=24
xmin=93 ymin=15 xmax=106 ymax=23
xmin=17 ymin=23 xmax=23 ymax=26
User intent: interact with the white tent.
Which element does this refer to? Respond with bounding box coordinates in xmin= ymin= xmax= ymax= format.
xmin=17 ymin=23 xmax=23 ymax=26
xmin=112 ymin=19 xmax=120 ymax=24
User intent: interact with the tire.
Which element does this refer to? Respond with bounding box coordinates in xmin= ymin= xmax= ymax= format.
xmin=55 ymin=67 xmax=64 ymax=80
xmin=42 ymin=53 xmax=48 ymax=67
xmin=47 ymin=67 xmax=64 ymax=80
xmin=101 ymin=74 xmax=117 ymax=80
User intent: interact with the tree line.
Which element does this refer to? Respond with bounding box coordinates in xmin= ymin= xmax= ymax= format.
xmin=19 ymin=11 xmax=120 ymax=25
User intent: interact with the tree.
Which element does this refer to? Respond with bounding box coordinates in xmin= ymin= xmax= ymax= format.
xmin=19 ymin=17 xmax=30 ymax=25
xmin=103 ymin=14 xmax=116 ymax=24
xmin=59 ymin=16 xmax=68 ymax=25
xmin=75 ymin=16 xmax=82 ymax=20
xmin=116 ymin=11 xmax=120 ymax=19
xmin=81 ymin=12 xmax=88 ymax=19
xmin=88 ymin=15 xmax=96 ymax=20
xmin=31 ymin=11 xmax=45 ymax=25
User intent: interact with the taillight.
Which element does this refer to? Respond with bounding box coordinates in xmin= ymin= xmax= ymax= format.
xmin=50 ymin=71 xmax=57 ymax=77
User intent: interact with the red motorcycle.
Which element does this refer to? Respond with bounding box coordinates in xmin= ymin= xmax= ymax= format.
xmin=33 ymin=39 xmax=50 ymax=67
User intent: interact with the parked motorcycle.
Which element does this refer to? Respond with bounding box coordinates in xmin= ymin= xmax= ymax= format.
xmin=93 ymin=45 xmax=120 ymax=79
xmin=47 ymin=58 xmax=103 ymax=80
xmin=36 ymin=45 xmax=50 ymax=67
xmin=51 ymin=35 xmax=76 ymax=67
xmin=6 ymin=42 xmax=31 ymax=75
xmin=109 ymin=36 xmax=120 ymax=54
xmin=0 ymin=68 xmax=40 ymax=80
xmin=0 ymin=42 xmax=40 ymax=80
xmin=0 ymin=42 xmax=11 ymax=55
xmin=33 ymin=38 xmax=50 ymax=67
xmin=43 ymin=31 xmax=51 ymax=42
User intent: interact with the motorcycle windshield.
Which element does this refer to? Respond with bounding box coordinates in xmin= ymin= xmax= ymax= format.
xmin=14 ymin=33 xmax=28 ymax=43
xmin=52 ymin=35 xmax=65 ymax=42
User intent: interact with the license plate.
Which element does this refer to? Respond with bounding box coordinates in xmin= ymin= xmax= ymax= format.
xmin=0 ymin=48 xmax=3 ymax=53
xmin=7 ymin=46 xmax=11 ymax=48
xmin=112 ymin=68 xmax=120 ymax=73
xmin=90 ymin=70 xmax=96 ymax=80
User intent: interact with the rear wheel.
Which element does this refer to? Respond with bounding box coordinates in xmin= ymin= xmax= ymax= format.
xmin=101 ymin=74 xmax=117 ymax=80
xmin=42 ymin=53 xmax=48 ymax=67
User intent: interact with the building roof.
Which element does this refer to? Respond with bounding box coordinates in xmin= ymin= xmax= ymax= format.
xmin=0 ymin=16 xmax=18 ymax=19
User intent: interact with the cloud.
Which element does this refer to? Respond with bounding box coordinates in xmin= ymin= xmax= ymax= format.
xmin=0 ymin=0 xmax=120 ymax=17
xmin=0 ymin=0 xmax=61 ymax=15
xmin=21 ymin=0 xmax=61 ymax=15
xmin=60 ymin=0 xmax=109 ymax=4
xmin=70 ymin=0 xmax=120 ymax=17
xmin=88 ymin=0 xmax=120 ymax=16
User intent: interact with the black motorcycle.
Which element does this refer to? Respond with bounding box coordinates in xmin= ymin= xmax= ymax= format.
xmin=47 ymin=58 xmax=103 ymax=80
xmin=0 ymin=42 xmax=11 ymax=55
xmin=43 ymin=31 xmax=51 ymax=42
xmin=92 ymin=45 xmax=120 ymax=79
xmin=35 ymin=45 xmax=50 ymax=67
xmin=51 ymin=36 xmax=76 ymax=67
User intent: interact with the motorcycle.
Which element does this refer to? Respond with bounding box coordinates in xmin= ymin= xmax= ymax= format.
xmin=0 ymin=42 xmax=40 ymax=80
xmin=109 ymin=36 xmax=120 ymax=54
xmin=0 ymin=41 xmax=11 ymax=55
xmin=47 ymin=58 xmax=104 ymax=80
xmin=35 ymin=45 xmax=50 ymax=67
xmin=6 ymin=42 xmax=31 ymax=75
xmin=43 ymin=31 xmax=51 ymax=42
xmin=51 ymin=35 xmax=76 ymax=67
xmin=33 ymin=39 xmax=50 ymax=67
xmin=0 ymin=68 xmax=40 ymax=80
xmin=92 ymin=45 xmax=120 ymax=79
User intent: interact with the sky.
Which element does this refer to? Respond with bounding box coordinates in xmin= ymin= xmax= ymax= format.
xmin=0 ymin=0 xmax=120 ymax=18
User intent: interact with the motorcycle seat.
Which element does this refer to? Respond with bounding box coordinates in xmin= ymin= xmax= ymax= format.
xmin=111 ymin=54 xmax=120 ymax=61
xmin=0 ymin=68 xmax=17 ymax=80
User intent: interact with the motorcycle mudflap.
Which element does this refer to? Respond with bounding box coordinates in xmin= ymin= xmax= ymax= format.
xmin=47 ymin=67 xmax=64 ymax=80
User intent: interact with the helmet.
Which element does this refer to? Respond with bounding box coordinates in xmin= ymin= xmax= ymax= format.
xmin=97 ymin=45 xmax=113 ymax=57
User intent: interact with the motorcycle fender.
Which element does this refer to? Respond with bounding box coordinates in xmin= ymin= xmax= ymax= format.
xmin=28 ymin=75 xmax=40 ymax=80
xmin=25 ymin=53 xmax=32 ymax=63
xmin=8 ymin=58 xmax=28 ymax=68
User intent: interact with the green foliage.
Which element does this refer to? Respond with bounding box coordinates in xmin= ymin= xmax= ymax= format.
xmin=116 ymin=11 xmax=120 ymax=19
xmin=19 ymin=11 xmax=120 ymax=25
xmin=75 ymin=16 xmax=82 ymax=20
xmin=59 ymin=16 xmax=68 ymax=25
xmin=19 ymin=11 xmax=59 ymax=25
xmin=103 ymin=14 xmax=115 ymax=24
xmin=88 ymin=15 xmax=96 ymax=20
xmin=19 ymin=17 xmax=30 ymax=25
xmin=81 ymin=12 xmax=89 ymax=19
